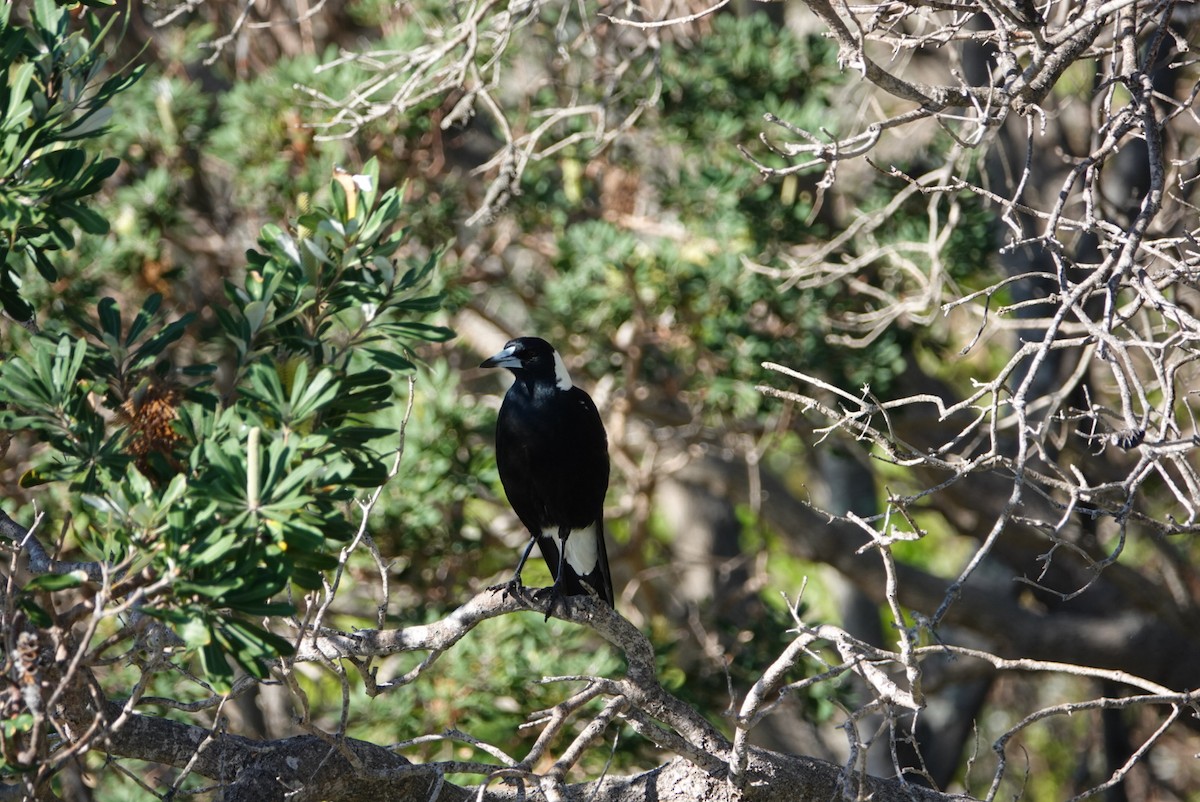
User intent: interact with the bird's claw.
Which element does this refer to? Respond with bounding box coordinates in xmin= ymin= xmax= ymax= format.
xmin=489 ymin=576 xmax=532 ymax=603
xmin=532 ymin=584 xmax=572 ymax=621
xmin=488 ymin=577 xmax=572 ymax=621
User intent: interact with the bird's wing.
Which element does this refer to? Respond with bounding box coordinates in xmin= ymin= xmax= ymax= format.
xmin=561 ymin=387 xmax=609 ymax=511
xmin=496 ymin=387 xmax=608 ymax=528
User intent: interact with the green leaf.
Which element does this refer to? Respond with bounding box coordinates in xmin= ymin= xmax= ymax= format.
xmin=53 ymin=335 xmax=89 ymax=393
xmin=214 ymin=618 xmax=293 ymax=679
xmin=0 ymin=283 xmax=34 ymax=323
xmin=128 ymin=313 xmax=194 ymax=369
xmin=70 ymin=156 xmax=121 ymax=196
xmin=244 ymin=300 xmax=269 ymax=335
xmin=59 ymin=202 xmax=109 ymax=235
xmin=127 ymin=294 xmax=164 ymax=342
xmin=178 ymin=617 xmax=212 ymax=649
xmin=17 ymin=596 xmax=52 ymax=627
xmin=97 ymin=297 xmax=121 ymax=340
xmin=329 ymin=175 xmax=349 ymax=222
xmin=387 ymin=321 xmax=455 ymax=342
xmin=364 ymin=348 xmax=415 ymax=372
xmin=32 ymin=0 xmax=64 ymax=28
xmin=288 ymin=365 xmax=340 ymax=421
xmin=24 ymin=570 xmax=89 ymax=592
xmin=229 ymin=618 xmax=295 ymax=658
xmin=19 ymin=468 xmax=52 ymax=488
xmin=187 ymin=529 xmax=241 ymax=568
xmin=5 ymin=62 xmax=35 ymax=122
xmin=1 ymin=713 xmax=35 ymax=738
xmin=200 ymin=641 xmax=234 ymax=690
xmin=225 ymin=600 xmax=295 ymax=617
xmin=59 ymin=105 xmax=113 ymax=139
xmin=26 ymin=243 xmax=58 ymax=282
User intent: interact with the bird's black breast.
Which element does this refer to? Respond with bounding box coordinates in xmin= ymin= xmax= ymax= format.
xmin=495 ymin=383 xmax=609 ymax=532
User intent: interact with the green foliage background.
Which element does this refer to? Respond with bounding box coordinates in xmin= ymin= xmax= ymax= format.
xmin=4 ymin=0 xmax=1167 ymax=799
xmin=0 ymin=0 xmax=993 ymax=794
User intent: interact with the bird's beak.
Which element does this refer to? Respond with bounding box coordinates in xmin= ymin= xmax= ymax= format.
xmin=480 ymin=345 xmax=521 ymax=369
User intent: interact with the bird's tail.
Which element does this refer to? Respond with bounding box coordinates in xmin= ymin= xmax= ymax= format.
xmin=539 ymin=522 xmax=614 ymax=607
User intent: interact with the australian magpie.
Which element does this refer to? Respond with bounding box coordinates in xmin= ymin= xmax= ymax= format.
xmin=480 ymin=337 xmax=615 ymax=611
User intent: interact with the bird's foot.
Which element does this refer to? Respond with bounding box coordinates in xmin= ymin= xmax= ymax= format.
xmin=489 ymin=577 xmax=572 ymax=620
xmin=488 ymin=575 xmax=536 ymax=604
xmin=531 ymin=584 xmax=572 ymax=621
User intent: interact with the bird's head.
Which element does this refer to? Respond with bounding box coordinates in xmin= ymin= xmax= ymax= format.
xmin=480 ymin=337 xmax=573 ymax=391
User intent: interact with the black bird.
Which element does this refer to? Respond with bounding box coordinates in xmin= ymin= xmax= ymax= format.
xmin=480 ymin=337 xmax=614 ymax=610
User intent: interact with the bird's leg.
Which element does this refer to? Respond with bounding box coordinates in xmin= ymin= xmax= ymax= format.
xmin=488 ymin=535 xmax=539 ymax=601
xmin=511 ymin=535 xmax=538 ymax=582
xmin=536 ymin=528 xmax=573 ymax=621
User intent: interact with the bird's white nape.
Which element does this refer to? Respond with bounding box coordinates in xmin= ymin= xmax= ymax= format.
xmin=552 ymin=350 xmax=573 ymax=390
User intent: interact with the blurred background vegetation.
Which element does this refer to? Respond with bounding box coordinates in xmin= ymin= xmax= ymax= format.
xmin=2 ymin=0 xmax=1198 ymax=799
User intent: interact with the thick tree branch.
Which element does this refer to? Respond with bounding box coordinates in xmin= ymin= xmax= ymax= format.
xmin=0 ymin=511 xmax=105 ymax=583
xmin=67 ymin=591 xmax=983 ymax=802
